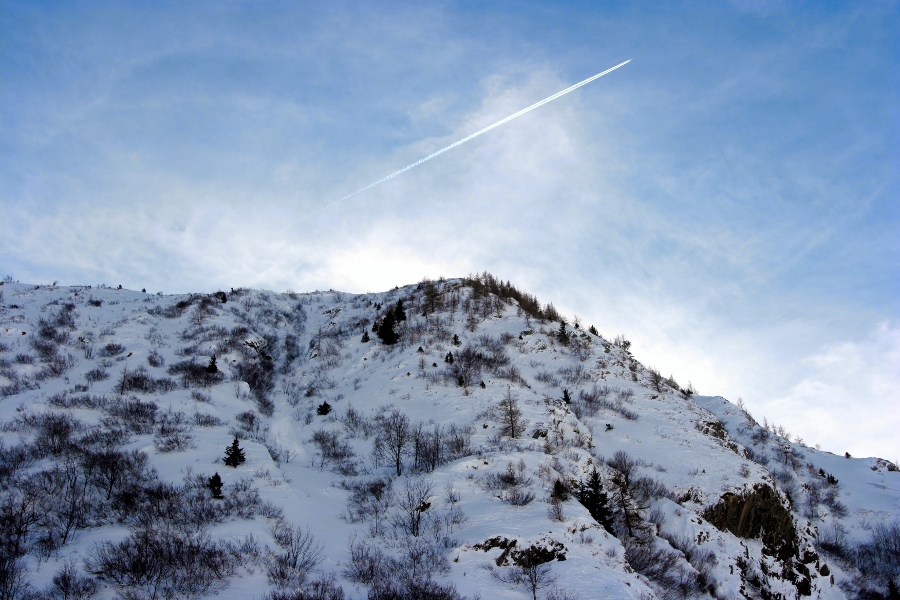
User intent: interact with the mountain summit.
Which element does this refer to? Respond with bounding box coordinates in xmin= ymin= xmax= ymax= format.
xmin=0 ymin=275 xmax=896 ymax=599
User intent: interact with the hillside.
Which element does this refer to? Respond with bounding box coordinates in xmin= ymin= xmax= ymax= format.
xmin=0 ymin=275 xmax=897 ymax=600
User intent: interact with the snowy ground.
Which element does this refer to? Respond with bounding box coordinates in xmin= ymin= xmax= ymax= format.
xmin=0 ymin=278 xmax=896 ymax=599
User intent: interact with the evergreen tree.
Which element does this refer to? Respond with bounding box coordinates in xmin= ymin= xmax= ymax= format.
xmin=444 ymin=351 xmax=454 ymax=364
xmin=394 ymin=299 xmax=406 ymax=322
xmin=223 ymin=437 xmax=246 ymax=468
xmin=317 ymin=401 xmax=332 ymax=416
xmin=589 ymin=325 xmax=599 ymax=336
xmin=551 ymin=479 xmax=569 ymax=501
xmin=577 ymin=467 xmax=614 ymax=531
xmin=562 ymin=388 xmax=572 ymax=404
xmin=452 ymin=334 xmax=461 ymax=346
xmin=206 ymin=355 xmax=218 ymax=374
xmin=361 ymin=330 xmax=370 ymax=343
xmin=376 ymin=310 xmax=399 ymax=345
xmin=207 ymin=472 xmax=224 ymax=499
xmin=557 ymin=321 xmax=570 ymax=345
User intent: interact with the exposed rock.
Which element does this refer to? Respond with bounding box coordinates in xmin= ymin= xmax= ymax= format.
xmin=702 ymin=483 xmax=798 ymax=565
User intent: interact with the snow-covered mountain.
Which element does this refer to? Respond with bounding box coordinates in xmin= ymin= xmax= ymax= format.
xmin=0 ymin=275 xmax=897 ymax=600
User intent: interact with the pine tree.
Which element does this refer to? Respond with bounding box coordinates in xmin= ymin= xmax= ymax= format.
xmin=377 ymin=309 xmax=398 ymax=345
xmin=317 ymin=401 xmax=331 ymax=416
xmin=208 ymin=472 xmax=224 ymax=498
xmin=577 ymin=467 xmax=614 ymax=531
xmin=557 ymin=321 xmax=570 ymax=345
xmin=361 ymin=330 xmax=370 ymax=343
xmin=452 ymin=334 xmax=461 ymax=346
xmin=562 ymin=388 xmax=572 ymax=404
xmin=223 ymin=437 xmax=246 ymax=468
xmin=444 ymin=351 xmax=454 ymax=364
xmin=206 ymin=355 xmax=218 ymax=374
xmin=589 ymin=325 xmax=599 ymax=336
xmin=551 ymin=479 xmax=569 ymax=501
xmin=394 ymin=299 xmax=406 ymax=322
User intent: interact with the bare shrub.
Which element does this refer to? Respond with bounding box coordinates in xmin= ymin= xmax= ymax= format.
xmin=535 ymin=371 xmax=561 ymax=387
xmin=854 ymin=521 xmax=900 ymax=592
xmin=0 ymin=554 xmax=32 ymax=600
xmin=506 ymin=487 xmax=537 ymax=506
xmin=13 ymin=354 xmax=34 ymax=365
xmin=154 ymin=408 xmax=194 ymax=452
xmin=557 ymin=364 xmax=590 ymax=385
xmin=87 ymin=527 xmax=236 ymax=597
xmin=266 ymin=522 xmax=324 ymax=589
xmin=147 ymin=350 xmax=165 ymax=368
xmin=194 ymin=412 xmax=224 ymax=427
xmin=489 ymin=544 xmax=560 ymax=600
xmin=311 ymin=430 xmax=354 ymax=470
xmin=343 ymin=538 xmax=392 ymax=585
xmin=115 ymin=366 xmax=175 ymax=395
xmin=369 ymin=578 xmax=464 ymax=600
xmin=32 ymin=412 xmax=81 ymax=456
xmin=374 ymin=409 xmax=411 ymax=476
xmin=46 ymin=558 xmax=100 ymax=600
xmin=84 ymin=368 xmax=109 ymax=386
xmin=262 ymin=575 xmax=345 ymax=600
xmin=340 ymin=405 xmax=376 ymax=438
xmin=391 ymin=477 xmax=433 ymax=537
xmin=98 ymin=343 xmax=125 ymax=357
xmin=104 ymin=397 xmax=158 ymax=434
xmin=623 ymin=538 xmax=701 ymax=598
xmin=548 ymin=497 xmax=566 ymax=522
xmin=167 ymin=359 xmax=225 ymax=388
xmin=545 ymin=587 xmax=579 ymax=600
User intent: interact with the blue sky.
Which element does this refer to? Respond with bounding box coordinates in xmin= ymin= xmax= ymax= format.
xmin=2 ymin=1 xmax=898 ymax=460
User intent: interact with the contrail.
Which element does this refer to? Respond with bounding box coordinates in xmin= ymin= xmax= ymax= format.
xmin=321 ymin=59 xmax=631 ymax=211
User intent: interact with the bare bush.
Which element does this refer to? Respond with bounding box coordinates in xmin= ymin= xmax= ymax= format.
xmin=854 ymin=521 xmax=900 ymax=592
xmin=311 ymin=430 xmax=354 ymax=471
xmin=194 ymin=412 xmax=224 ymax=427
xmin=489 ymin=544 xmax=560 ymax=600
xmin=154 ymin=408 xmax=194 ymax=452
xmin=374 ymin=410 xmax=411 ymax=476
xmin=369 ymin=578 xmax=464 ymax=600
xmin=262 ymin=575 xmax=345 ymax=600
xmin=266 ymin=522 xmax=324 ymax=589
xmin=98 ymin=343 xmax=125 ymax=358
xmin=115 ymin=366 xmax=175 ymax=395
xmin=343 ymin=538 xmax=392 ymax=585
xmin=46 ymin=558 xmax=100 ymax=600
xmin=167 ymin=359 xmax=225 ymax=388
xmin=340 ymin=406 xmax=376 ymax=438
xmin=147 ymin=350 xmax=165 ymax=368
xmin=624 ymin=538 xmax=702 ymax=598
xmin=32 ymin=412 xmax=82 ymax=457
xmin=340 ymin=478 xmax=393 ymax=534
xmin=104 ymin=397 xmax=158 ymax=434
xmin=87 ymin=527 xmax=236 ymax=598
xmin=391 ymin=477 xmax=434 ymax=537
xmin=0 ymin=553 xmax=32 ymax=600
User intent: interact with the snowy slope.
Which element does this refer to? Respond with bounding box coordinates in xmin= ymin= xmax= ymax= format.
xmin=0 ymin=277 xmax=896 ymax=599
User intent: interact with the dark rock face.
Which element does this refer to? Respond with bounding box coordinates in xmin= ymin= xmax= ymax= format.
xmin=702 ymin=483 xmax=799 ymax=564
xmin=703 ymin=484 xmax=823 ymax=596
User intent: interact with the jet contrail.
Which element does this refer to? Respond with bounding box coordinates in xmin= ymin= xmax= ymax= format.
xmin=321 ymin=59 xmax=631 ymax=211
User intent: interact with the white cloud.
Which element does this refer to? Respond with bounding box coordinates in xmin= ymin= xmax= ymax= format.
xmin=761 ymin=321 xmax=900 ymax=460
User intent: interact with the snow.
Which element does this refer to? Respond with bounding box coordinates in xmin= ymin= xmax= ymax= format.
xmin=0 ymin=279 xmax=896 ymax=599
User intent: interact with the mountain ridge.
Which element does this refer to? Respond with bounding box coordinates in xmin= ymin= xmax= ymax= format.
xmin=0 ymin=276 xmax=897 ymax=599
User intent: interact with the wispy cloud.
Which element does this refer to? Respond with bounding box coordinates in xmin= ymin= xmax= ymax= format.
xmin=1 ymin=2 xmax=896 ymax=458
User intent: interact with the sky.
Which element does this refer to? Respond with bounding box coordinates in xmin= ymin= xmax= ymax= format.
xmin=1 ymin=1 xmax=897 ymax=460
